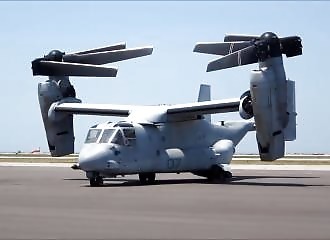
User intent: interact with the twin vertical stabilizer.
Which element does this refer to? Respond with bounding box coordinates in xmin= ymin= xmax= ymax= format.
xmin=198 ymin=84 xmax=211 ymax=122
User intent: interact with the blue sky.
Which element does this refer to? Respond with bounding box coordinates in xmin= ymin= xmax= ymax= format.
xmin=0 ymin=1 xmax=329 ymax=153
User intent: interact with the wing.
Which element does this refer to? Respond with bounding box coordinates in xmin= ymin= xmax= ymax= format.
xmin=54 ymin=103 xmax=133 ymax=117
xmin=53 ymin=99 xmax=240 ymax=122
xmin=167 ymin=98 xmax=240 ymax=119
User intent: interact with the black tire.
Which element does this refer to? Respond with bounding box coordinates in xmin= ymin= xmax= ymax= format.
xmin=139 ymin=173 xmax=156 ymax=185
xmin=139 ymin=173 xmax=148 ymax=184
xmin=207 ymin=165 xmax=232 ymax=183
xmin=224 ymin=171 xmax=232 ymax=179
xmin=89 ymin=176 xmax=103 ymax=187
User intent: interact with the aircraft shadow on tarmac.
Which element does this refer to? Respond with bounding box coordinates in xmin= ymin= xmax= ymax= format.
xmin=64 ymin=175 xmax=327 ymax=188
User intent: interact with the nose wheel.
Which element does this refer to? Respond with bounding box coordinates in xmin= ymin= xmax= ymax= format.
xmin=139 ymin=173 xmax=156 ymax=184
xmin=89 ymin=176 xmax=104 ymax=187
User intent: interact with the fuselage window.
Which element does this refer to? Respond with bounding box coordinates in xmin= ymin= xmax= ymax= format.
xmin=85 ymin=129 xmax=102 ymax=143
xmin=99 ymin=129 xmax=116 ymax=143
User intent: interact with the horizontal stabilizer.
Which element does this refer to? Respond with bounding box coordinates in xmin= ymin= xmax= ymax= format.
xmin=32 ymin=60 xmax=118 ymax=77
xmin=63 ymin=46 xmax=153 ymax=65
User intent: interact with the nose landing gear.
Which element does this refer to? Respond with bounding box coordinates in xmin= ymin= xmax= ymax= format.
xmin=89 ymin=176 xmax=104 ymax=187
xmin=86 ymin=172 xmax=104 ymax=187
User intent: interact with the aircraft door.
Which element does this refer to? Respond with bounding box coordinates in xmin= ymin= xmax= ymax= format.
xmin=134 ymin=124 xmax=161 ymax=171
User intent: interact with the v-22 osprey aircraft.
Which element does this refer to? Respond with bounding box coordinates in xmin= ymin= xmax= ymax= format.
xmin=32 ymin=32 xmax=302 ymax=186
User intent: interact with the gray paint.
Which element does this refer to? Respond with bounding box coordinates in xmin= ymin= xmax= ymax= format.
xmin=77 ymin=117 xmax=254 ymax=177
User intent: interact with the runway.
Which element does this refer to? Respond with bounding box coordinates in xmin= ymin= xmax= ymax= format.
xmin=0 ymin=167 xmax=330 ymax=239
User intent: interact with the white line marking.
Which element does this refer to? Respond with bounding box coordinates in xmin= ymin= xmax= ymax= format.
xmin=1 ymin=162 xmax=330 ymax=171
xmin=0 ymin=162 xmax=72 ymax=167
xmin=232 ymin=164 xmax=330 ymax=171
xmin=238 ymin=51 xmax=241 ymax=65
xmin=229 ymin=43 xmax=234 ymax=54
xmin=0 ymin=156 xmax=76 ymax=159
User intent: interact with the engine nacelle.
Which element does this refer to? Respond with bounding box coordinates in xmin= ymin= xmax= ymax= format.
xmin=239 ymin=91 xmax=254 ymax=120
xmin=283 ymin=80 xmax=296 ymax=141
xmin=38 ymin=77 xmax=79 ymax=157
xmin=249 ymin=57 xmax=296 ymax=161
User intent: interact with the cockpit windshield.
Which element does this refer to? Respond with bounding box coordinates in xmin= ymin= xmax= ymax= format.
xmin=111 ymin=130 xmax=125 ymax=145
xmin=99 ymin=129 xmax=116 ymax=143
xmin=85 ymin=129 xmax=102 ymax=143
xmin=84 ymin=123 xmax=136 ymax=145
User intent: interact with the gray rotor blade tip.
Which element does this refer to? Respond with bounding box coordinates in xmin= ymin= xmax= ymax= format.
xmin=206 ymin=45 xmax=258 ymax=72
xmin=71 ymin=42 xmax=127 ymax=55
xmin=33 ymin=61 xmax=118 ymax=77
xmin=63 ymin=46 xmax=153 ymax=65
xmin=224 ymin=34 xmax=259 ymax=42
xmin=194 ymin=41 xmax=252 ymax=55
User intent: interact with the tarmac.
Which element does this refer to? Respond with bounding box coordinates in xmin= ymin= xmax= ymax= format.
xmin=0 ymin=166 xmax=330 ymax=239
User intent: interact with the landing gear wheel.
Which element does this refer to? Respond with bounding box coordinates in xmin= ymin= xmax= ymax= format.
xmin=224 ymin=171 xmax=232 ymax=179
xmin=207 ymin=165 xmax=232 ymax=183
xmin=89 ymin=176 xmax=103 ymax=187
xmin=139 ymin=173 xmax=156 ymax=185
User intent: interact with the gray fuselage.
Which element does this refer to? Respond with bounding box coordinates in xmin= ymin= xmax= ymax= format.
xmin=78 ymin=119 xmax=254 ymax=177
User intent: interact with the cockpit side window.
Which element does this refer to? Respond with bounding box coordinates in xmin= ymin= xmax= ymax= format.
xmin=111 ymin=130 xmax=125 ymax=145
xmin=99 ymin=129 xmax=116 ymax=143
xmin=123 ymin=128 xmax=136 ymax=139
xmin=85 ymin=129 xmax=102 ymax=143
xmin=123 ymin=127 xmax=136 ymax=145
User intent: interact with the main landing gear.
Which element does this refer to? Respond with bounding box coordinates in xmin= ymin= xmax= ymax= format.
xmin=139 ymin=173 xmax=156 ymax=184
xmin=207 ymin=165 xmax=232 ymax=183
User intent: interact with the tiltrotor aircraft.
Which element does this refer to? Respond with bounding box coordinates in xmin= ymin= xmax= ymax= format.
xmin=32 ymin=32 xmax=302 ymax=186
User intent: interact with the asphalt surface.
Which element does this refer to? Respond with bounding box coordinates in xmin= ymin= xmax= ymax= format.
xmin=0 ymin=167 xmax=330 ymax=240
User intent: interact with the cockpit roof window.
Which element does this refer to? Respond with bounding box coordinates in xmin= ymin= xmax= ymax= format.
xmin=99 ymin=129 xmax=116 ymax=143
xmin=85 ymin=129 xmax=102 ymax=143
xmin=114 ymin=122 xmax=134 ymax=128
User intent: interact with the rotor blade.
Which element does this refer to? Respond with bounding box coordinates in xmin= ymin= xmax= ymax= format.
xmin=207 ymin=45 xmax=258 ymax=72
xmin=280 ymin=36 xmax=301 ymax=46
xmin=71 ymin=42 xmax=126 ymax=55
xmin=32 ymin=60 xmax=118 ymax=77
xmin=194 ymin=41 xmax=252 ymax=55
xmin=224 ymin=34 xmax=259 ymax=42
xmin=63 ymin=46 xmax=153 ymax=65
xmin=279 ymin=36 xmax=302 ymax=56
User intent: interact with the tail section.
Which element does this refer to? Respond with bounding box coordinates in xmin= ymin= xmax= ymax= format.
xmin=197 ymin=84 xmax=211 ymax=122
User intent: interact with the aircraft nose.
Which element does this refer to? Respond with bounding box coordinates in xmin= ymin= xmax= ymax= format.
xmin=78 ymin=155 xmax=97 ymax=171
xmin=78 ymin=145 xmax=115 ymax=171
